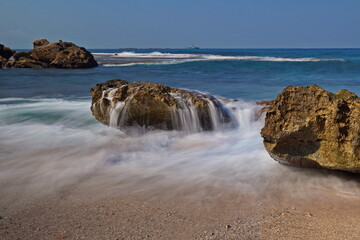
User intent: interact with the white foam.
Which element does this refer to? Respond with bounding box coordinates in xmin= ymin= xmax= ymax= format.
xmin=1 ymin=97 xmax=359 ymax=203
xmin=94 ymin=51 xmax=345 ymax=67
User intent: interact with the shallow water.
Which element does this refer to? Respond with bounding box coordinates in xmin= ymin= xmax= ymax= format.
xmin=1 ymin=49 xmax=360 ymax=202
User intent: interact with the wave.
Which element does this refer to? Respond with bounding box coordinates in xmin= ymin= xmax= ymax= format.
xmin=93 ymin=51 xmax=346 ymax=67
xmin=102 ymin=60 xmax=193 ymax=67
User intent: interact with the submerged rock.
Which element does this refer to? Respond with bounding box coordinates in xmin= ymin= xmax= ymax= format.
xmin=4 ymin=39 xmax=98 ymax=69
xmin=90 ymin=79 xmax=232 ymax=132
xmin=261 ymin=85 xmax=360 ymax=173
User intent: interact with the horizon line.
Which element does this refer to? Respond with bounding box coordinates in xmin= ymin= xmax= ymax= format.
xmin=12 ymin=47 xmax=360 ymax=50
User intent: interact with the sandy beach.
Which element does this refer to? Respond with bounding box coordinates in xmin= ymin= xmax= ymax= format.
xmin=1 ymin=169 xmax=360 ymax=240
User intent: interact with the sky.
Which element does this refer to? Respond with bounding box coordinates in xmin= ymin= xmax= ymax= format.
xmin=1 ymin=0 xmax=360 ymax=49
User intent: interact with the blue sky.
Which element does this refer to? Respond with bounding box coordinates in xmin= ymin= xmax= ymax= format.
xmin=1 ymin=0 xmax=360 ymax=48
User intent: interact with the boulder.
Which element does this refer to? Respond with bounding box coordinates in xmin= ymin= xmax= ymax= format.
xmin=9 ymin=39 xmax=98 ymax=69
xmin=29 ymin=39 xmax=98 ymax=68
xmin=261 ymin=85 xmax=360 ymax=173
xmin=90 ymin=79 xmax=232 ymax=132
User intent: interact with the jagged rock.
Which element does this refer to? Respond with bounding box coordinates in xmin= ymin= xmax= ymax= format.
xmin=9 ymin=39 xmax=98 ymax=69
xmin=256 ymin=100 xmax=273 ymax=118
xmin=12 ymin=52 xmax=49 ymax=68
xmin=90 ymin=79 xmax=232 ymax=132
xmin=0 ymin=44 xmax=15 ymax=60
xmin=0 ymin=44 xmax=15 ymax=68
xmin=261 ymin=85 xmax=360 ymax=173
xmin=0 ymin=56 xmax=10 ymax=68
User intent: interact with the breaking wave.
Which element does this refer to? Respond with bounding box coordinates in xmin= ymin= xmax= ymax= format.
xmin=93 ymin=51 xmax=346 ymax=67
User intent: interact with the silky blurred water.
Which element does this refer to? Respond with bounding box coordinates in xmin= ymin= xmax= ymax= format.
xmin=1 ymin=49 xmax=360 ymax=202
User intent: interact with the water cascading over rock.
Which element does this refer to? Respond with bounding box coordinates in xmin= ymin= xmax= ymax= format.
xmin=261 ymin=85 xmax=360 ymax=173
xmin=90 ymin=79 xmax=233 ymax=132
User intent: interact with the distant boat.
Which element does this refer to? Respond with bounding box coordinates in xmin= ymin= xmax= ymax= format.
xmin=187 ymin=44 xmax=200 ymax=49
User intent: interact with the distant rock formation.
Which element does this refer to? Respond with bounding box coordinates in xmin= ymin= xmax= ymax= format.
xmin=90 ymin=79 xmax=232 ymax=132
xmin=0 ymin=44 xmax=16 ymax=68
xmin=12 ymin=52 xmax=48 ymax=68
xmin=1 ymin=39 xmax=98 ymax=69
xmin=261 ymin=85 xmax=360 ymax=173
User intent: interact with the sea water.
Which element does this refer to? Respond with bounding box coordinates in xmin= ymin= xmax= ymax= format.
xmin=1 ymin=49 xmax=360 ymax=202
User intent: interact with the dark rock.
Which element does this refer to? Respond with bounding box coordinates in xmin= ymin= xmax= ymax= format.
xmin=90 ymin=79 xmax=232 ymax=132
xmin=0 ymin=44 xmax=15 ymax=60
xmin=0 ymin=56 xmax=11 ymax=68
xmin=261 ymin=85 xmax=360 ymax=173
xmin=0 ymin=44 xmax=16 ymax=68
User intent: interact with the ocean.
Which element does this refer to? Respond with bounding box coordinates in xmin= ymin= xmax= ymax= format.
xmin=1 ymin=49 xmax=360 ymax=202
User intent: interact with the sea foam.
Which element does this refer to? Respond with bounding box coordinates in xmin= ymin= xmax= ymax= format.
xmin=1 ymin=97 xmax=359 ymax=204
xmin=93 ymin=51 xmax=346 ymax=67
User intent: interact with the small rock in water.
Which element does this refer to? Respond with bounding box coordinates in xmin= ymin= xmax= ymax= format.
xmin=225 ymin=225 xmax=231 ymax=229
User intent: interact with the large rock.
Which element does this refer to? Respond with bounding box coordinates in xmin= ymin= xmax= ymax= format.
xmin=29 ymin=39 xmax=98 ymax=68
xmin=261 ymin=85 xmax=360 ymax=173
xmin=90 ymin=79 xmax=232 ymax=132
xmin=9 ymin=39 xmax=98 ymax=69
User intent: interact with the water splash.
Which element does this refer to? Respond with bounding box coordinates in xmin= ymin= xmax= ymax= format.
xmin=99 ymin=89 xmax=234 ymax=133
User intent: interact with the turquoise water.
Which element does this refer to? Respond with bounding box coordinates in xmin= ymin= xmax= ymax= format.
xmin=1 ymin=49 xmax=360 ymax=201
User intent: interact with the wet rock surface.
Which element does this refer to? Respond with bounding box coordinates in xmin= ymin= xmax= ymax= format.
xmin=90 ymin=79 xmax=232 ymax=132
xmin=261 ymin=85 xmax=360 ymax=173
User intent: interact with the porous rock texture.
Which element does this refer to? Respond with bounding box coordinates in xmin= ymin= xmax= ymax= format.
xmin=261 ymin=85 xmax=360 ymax=173
xmin=90 ymin=79 xmax=231 ymax=132
xmin=2 ymin=39 xmax=97 ymax=69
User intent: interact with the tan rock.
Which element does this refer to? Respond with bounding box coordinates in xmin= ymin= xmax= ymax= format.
xmin=261 ymin=85 xmax=360 ymax=173
xmin=9 ymin=38 xmax=98 ymax=69
xmin=90 ymin=79 xmax=232 ymax=132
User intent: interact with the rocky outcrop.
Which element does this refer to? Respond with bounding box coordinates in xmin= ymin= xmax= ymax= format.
xmin=1 ymin=39 xmax=97 ymax=69
xmin=12 ymin=52 xmax=48 ymax=68
xmin=28 ymin=39 xmax=98 ymax=68
xmin=0 ymin=44 xmax=16 ymax=68
xmin=90 ymin=79 xmax=232 ymax=132
xmin=261 ymin=85 xmax=360 ymax=173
